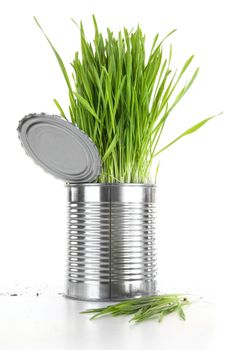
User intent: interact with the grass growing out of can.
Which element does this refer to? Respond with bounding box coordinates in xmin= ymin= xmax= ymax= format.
xmin=34 ymin=16 xmax=218 ymax=183
xmin=81 ymin=294 xmax=191 ymax=323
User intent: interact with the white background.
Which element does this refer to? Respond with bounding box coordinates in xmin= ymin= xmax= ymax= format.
xmin=0 ymin=0 xmax=232 ymax=349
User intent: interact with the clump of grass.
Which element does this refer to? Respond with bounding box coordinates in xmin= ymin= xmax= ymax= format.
xmin=34 ymin=16 xmax=217 ymax=183
xmin=81 ymin=294 xmax=191 ymax=323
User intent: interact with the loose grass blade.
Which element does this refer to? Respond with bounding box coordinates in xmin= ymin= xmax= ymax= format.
xmin=81 ymin=294 xmax=192 ymax=323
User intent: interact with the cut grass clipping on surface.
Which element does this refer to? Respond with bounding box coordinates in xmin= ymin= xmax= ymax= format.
xmin=34 ymin=16 xmax=218 ymax=183
xmin=81 ymin=294 xmax=191 ymax=323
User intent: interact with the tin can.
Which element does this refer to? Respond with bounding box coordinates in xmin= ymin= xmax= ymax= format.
xmin=66 ymin=183 xmax=157 ymax=301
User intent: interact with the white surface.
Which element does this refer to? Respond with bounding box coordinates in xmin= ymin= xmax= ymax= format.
xmin=0 ymin=0 xmax=232 ymax=348
xmin=0 ymin=295 xmax=216 ymax=350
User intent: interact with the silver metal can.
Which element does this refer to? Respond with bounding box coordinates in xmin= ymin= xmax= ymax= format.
xmin=65 ymin=183 xmax=157 ymax=301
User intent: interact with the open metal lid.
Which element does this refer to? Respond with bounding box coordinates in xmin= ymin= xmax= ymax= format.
xmin=17 ymin=113 xmax=101 ymax=183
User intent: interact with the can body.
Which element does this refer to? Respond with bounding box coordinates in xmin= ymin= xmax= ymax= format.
xmin=66 ymin=183 xmax=156 ymax=301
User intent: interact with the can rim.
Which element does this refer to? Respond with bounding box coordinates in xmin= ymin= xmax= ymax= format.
xmin=66 ymin=182 xmax=156 ymax=187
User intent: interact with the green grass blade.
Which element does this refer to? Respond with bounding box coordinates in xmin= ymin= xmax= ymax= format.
xmin=75 ymin=92 xmax=100 ymax=122
xmin=53 ymin=98 xmax=67 ymax=120
xmin=33 ymin=17 xmax=75 ymax=104
xmin=102 ymin=132 xmax=119 ymax=162
xmin=155 ymin=114 xmax=221 ymax=156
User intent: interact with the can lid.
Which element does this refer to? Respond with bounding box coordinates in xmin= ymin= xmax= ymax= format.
xmin=17 ymin=113 xmax=101 ymax=183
